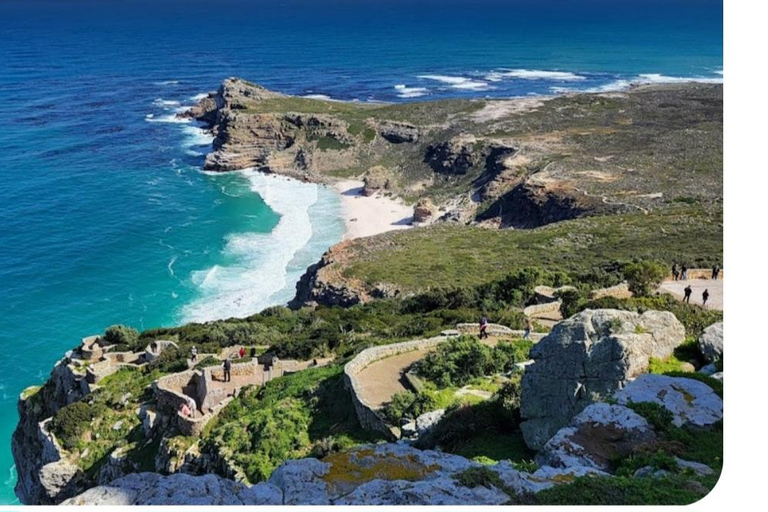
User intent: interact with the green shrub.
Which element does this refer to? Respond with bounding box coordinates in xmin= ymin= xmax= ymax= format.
xmin=147 ymin=346 xmax=188 ymax=373
xmin=50 ymin=402 xmax=95 ymax=450
xmin=626 ymin=401 xmax=675 ymax=433
xmin=455 ymin=466 xmax=510 ymax=493
xmin=533 ymin=474 xmax=711 ymax=505
xmin=384 ymin=391 xmax=417 ymax=423
xmin=104 ymin=325 xmax=140 ymax=351
xmin=622 ymin=261 xmax=668 ymax=297
xmin=494 ymin=375 xmax=523 ymax=426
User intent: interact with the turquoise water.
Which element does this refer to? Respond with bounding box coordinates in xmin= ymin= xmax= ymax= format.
xmin=0 ymin=0 xmax=721 ymax=503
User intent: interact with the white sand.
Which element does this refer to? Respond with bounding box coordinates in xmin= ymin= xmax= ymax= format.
xmin=333 ymin=180 xmax=413 ymax=240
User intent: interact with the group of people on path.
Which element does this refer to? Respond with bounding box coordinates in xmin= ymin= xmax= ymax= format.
xmin=683 ymin=285 xmax=711 ymax=307
xmin=672 ymin=263 xmax=721 ymax=281
xmin=671 ymin=263 xmax=689 ymax=281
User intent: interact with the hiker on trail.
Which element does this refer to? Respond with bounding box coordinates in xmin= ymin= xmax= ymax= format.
xmin=702 ymin=289 xmax=710 ymax=307
xmin=683 ymin=285 xmax=693 ymax=303
xmin=479 ymin=316 xmax=489 ymax=339
xmin=523 ymin=317 xmax=533 ymax=341
xmin=223 ymin=358 xmax=232 ymax=382
xmin=238 ymin=346 xmax=246 ymax=359
xmin=250 ymin=347 xmax=257 ymax=358
xmin=672 ymin=263 xmax=680 ymax=281
xmin=712 ymin=264 xmax=721 ymax=280
xmin=681 ymin=265 xmax=689 ymax=280
xmin=190 ymin=346 xmax=197 ymax=363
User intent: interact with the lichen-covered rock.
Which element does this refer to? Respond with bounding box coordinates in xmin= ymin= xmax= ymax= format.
xmin=535 ymin=403 xmax=656 ymax=471
xmin=334 ymin=476 xmax=509 ymax=505
xmin=698 ymin=322 xmax=723 ymax=362
xmin=61 ymin=473 xmax=282 ymax=506
xmin=413 ymin=198 xmax=438 ymax=223
xmin=520 ymin=309 xmax=686 ymax=450
xmin=613 ymin=374 xmax=723 ymax=427
xmin=267 ymin=457 xmax=332 ymax=505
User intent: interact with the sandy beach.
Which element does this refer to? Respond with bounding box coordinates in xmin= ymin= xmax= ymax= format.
xmin=333 ymin=180 xmax=414 ymax=240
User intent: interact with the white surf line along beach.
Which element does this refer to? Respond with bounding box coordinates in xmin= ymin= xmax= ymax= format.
xmin=332 ymin=180 xmax=414 ymax=240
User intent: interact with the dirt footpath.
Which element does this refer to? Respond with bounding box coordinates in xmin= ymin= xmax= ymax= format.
xmin=658 ymin=278 xmax=723 ymax=310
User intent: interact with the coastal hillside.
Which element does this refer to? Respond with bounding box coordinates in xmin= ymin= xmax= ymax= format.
xmin=12 ymin=79 xmax=723 ymax=506
xmin=187 ymin=78 xmax=722 ymax=228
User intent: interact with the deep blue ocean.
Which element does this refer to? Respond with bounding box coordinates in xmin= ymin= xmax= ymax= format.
xmin=0 ymin=0 xmax=721 ymax=503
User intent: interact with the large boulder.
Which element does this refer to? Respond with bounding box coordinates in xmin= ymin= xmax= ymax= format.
xmin=613 ymin=374 xmax=723 ymax=428
xmin=413 ymin=198 xmax=438 ymax=223
xmin=535 ymin=403 xmax=656 ymax=472
xmin=520 ymin=309 xmax=686 ymax=450
xmin=377 ymin=121 xmax=420 ymax=144
xmin=698 ymin=322 xmax=723 ymax=362
xmin=362 ymin=166 xmax=390 ymax=196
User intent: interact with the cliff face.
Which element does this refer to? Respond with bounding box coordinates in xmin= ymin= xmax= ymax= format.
xmin=12 ymin=356 xmax=91 ymax=504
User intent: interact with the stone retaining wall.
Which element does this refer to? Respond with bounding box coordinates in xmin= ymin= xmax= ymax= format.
xmin=344 ymin=336 xmax=448 ymax=439
xmin=523 ymin=301 xmax=562 ymax=318
xmin=590 ymin=282 xmax=632 ymax=300
xmin=455 ymin=323 xmax=513 ymax=336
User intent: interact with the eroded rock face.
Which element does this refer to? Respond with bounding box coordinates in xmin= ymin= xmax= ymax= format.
xmin=613 ymin=374 xmax=723 ymax=428
xmin=377 ymin=121 xmax=420 ymax=144
xmin=424 ymin=135 xmax=478 ymax=175
xmin=536 ymin=403 xmax=656 ymax=471
xmin=520 ymin=309 xmax=686 ymax=450
xmin=289 ymin=241 xmax=367 ymax=309
xmin=698 ymin=322 xmax=723 ymax=362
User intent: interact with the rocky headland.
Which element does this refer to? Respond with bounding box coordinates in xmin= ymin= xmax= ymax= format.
xmin=11 ymin=78 xmax=723 ymax=506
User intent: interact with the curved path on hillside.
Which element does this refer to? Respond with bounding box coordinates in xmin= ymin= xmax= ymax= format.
xmin=658 ymin=279 xmax=723 ymax=310
xmin=355 ymin=348 xmax=433 ymax=409
xmin=354 ymin=336 xmax=522 ymax=410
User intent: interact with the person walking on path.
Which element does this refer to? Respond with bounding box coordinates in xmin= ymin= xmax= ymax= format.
xmin=702 ymin=289 xmax=710 ymax=307
xmin=238 ymin=346 xmax=246 ymax=359
xmin=672 ymin=263 xmax=679 ymax=281
xmin=190 ymin=346 xmax=197 ymax=363
xmin=523 ymin=317 xmax=533 ymax=341
xmin=681 ymin=265 xmax=688 ymax=281
xmin=683 ymin=285 xmax=693 ymax=303
xmin=223 ymin=358 xmax=232 ymax=382
xmin=712 ymin=264 xmax=721 ymax=280
xmin=479 ymin=316 xmax=489 ymax=339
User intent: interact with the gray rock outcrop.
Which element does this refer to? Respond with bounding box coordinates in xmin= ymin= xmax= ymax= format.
xmin=520 ymin=309 xmax=686 ymax=450
xmin=698 ymin=322 xmax=723 ymax=362
xmin=61 ymin=473 xmax=283 ymax=506
xmin=613 ymin=374 xmax=723 ymax=428
xmin=62 ymin=442 xmax=611 ymax=505
xmin=536 ymin=403 xmax=656 ymax=471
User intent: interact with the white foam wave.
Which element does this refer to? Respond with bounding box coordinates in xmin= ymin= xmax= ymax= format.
xmin=486 ymin=69 xmax=586 ymax=82
xmin=154 ymin=80 xmax=180 ymax=86
xmin=637 ymin=73 xmax=723 ymax=84
xmin=145 ymin=113 xmax=190 ymax=124
xmin=394 ymin=84 xmax=429 ymax=98
xmin=190 ymin=93 xmax=209 ymax=101
xmin=180 ymin=171 xmax=329 ymax=323
xmin=153 ymin=98 xmax=181 ymax=108
xmin=418 ymin=74 xmax=490 ymax=91
xmin=303 ymin=94 xmax=332 ymax=101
